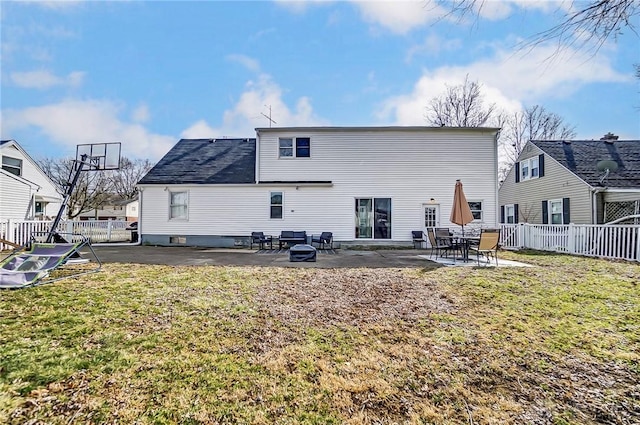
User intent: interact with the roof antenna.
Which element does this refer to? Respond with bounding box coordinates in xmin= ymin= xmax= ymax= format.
xmin=261 ymin=105 xmax=277 ymax=128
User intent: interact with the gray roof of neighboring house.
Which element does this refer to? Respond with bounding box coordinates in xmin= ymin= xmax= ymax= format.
xmin=138 ymin=138 xmax=256 ymax=185
xmin=531 ymin=139 xmax=640 ymax=188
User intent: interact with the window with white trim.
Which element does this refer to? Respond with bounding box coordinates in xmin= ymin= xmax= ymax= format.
xmin=468 ymin=201 xmax=483 ymax=221
xmin=279 ymin=137 xmax=310 ymax=158
xmin=270 ymin=191 xmax=283 ymax=219
xmin=505 ymin=204 xmax=515 ymax=224
xmin=549 ymin=199 xmax=563 ymax=224
xmin=519 ymin=157 xmax=539 ymax=181
xmin=2 ymin=156 xmax=22 ymax=176
xmin=169 ymin=191 xmax=188 ymax=220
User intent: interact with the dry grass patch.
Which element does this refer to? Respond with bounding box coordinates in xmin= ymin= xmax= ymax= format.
xmin=1 ymin=253 xmax=638 ymax=424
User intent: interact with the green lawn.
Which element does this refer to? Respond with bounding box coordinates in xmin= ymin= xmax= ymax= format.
xmin=1 ymin=251 xmax=638 ymax=424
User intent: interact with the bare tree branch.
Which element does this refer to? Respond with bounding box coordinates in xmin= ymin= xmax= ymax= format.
xmin=429 ymin=0 xmax=639 ymax=55
xmin=426 ymin=75 xmax=497 ymax=127
xmin=498 ymin=105 xmax=576 ymax=180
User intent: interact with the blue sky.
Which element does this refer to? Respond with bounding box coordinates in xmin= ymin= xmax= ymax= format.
xmin=1 ymin=0 xmax=639 ymax=163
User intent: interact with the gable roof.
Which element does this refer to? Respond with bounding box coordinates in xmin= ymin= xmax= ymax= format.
xmin=138 ymin=138 xmax=256 ymax=185
xmin=531 ymin=139 xmax=640 ymax=189
xmin=1 ymin=139 xmax=60 ymax=192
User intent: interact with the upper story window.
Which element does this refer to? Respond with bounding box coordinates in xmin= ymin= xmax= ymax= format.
xmin=468 ymin=201 xmax=483 ymax=221
xmin=169 ymin=191 xmax=188 ymax=220
xmin=520 ymin=157 xmax=539 ymax=180
xmin=517 ymin=154 xmax=544 ymax=182
xmin=279 ymin=137 xmax=310 ymax=158
xmin=2 ymin=156 xmax=22 ymax=176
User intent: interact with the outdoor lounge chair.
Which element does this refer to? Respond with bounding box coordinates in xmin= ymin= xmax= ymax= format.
xmin=311 ymin=232 xmax=333 ymax=249
xmin=250 ymin=232 xmax=273 ymax=250
xmin=0 ymin=233 xmax=101 ymax=289
xmin=471 ymin=228 xmax=501 ymax=266
xmin=412 ymin=231 xmax=426 ymax=249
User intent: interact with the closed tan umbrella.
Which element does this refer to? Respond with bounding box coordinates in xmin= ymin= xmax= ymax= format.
xmin=450 ymin=179 xmax=474 ymax=235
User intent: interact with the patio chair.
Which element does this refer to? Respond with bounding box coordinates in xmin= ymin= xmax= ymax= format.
xmin=411 ymin=230 xmax=426 ymax=249
xmin=250 ymin=232 xmax=272 ymax=250
xmin=471 ymin=228 xmax=500 ymax=266
xmin=311 ymin=232 xmax=333 ymax=249
xmin=435 ymin=228 xmax=462 ymax=259
xmin=425 ymin=228 xmax=450 ymax=259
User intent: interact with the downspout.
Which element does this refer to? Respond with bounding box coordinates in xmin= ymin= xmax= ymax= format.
xmin=255 ymin=130 xmax=260 ymax=184
xmin=591 ymin=187 xmax=606 ymax=224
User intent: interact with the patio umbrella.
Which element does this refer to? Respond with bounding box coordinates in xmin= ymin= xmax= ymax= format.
xmin=450 ymin=179 xmax=474 ymax=235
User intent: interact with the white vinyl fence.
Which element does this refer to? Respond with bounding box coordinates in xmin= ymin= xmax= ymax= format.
xmin=1 ymin=219 xmax=135 ymax=250
xmin=500 ymin=223 xmax=640 ymax=262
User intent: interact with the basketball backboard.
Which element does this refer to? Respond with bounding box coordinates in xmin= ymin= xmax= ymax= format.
xmin=75 ymin=142 xmax=121 ymax=170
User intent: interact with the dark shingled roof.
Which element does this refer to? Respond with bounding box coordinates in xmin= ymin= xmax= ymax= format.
xmin=138 ymin=138 xmax=256 ymax=185
xmin=531 ymin=139 xmax=640 ymax=188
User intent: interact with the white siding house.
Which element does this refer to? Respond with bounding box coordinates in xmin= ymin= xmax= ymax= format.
xmin=0 ymin=140 xmax=61 ymax=221
xmin=137 ymin=127 xmax=500 ymax=247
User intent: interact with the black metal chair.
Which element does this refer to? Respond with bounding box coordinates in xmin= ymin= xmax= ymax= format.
xmin=426 ymin=228 xmax=449 ymax=259
xmin=435 ymin=228 xmax=463 ymax=259
xmin=250 ymin=232 xmax=272 ymax=250
xmin=412 ymin=230 xmax=426 ymax=249
xmin=311 ymin=232 xmax=333 ymax=249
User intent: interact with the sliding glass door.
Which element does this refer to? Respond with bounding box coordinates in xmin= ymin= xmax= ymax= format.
xmin=355 ymin=198 xmax=391 ymax=239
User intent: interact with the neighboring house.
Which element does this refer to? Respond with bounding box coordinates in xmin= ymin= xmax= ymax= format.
xmin=77 ymin=198 xmax=138 ymax=221
xmin=499 ymin=133 xmax=640 ymax=225
xmin=0 ymin=140 xmax=62 ymax=221
xmin=137 ymin=126 xmax=500 ymax=247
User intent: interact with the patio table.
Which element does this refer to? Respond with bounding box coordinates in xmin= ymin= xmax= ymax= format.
xmin=456 ymin=235 xmax=480 ymax=262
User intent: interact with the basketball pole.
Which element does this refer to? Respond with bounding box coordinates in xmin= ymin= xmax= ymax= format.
xmin=46 ymin=153 xmax=89 ymax=243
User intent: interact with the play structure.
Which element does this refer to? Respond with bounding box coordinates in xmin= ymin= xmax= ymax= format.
xmin=0 ymin=143 xmax=120 ymax=289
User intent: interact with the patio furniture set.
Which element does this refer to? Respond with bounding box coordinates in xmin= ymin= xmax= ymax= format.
xmin=250 ymin=231 xmax=334 ymax=250
xmin=412 ymin=228 xmax=500 ymax=265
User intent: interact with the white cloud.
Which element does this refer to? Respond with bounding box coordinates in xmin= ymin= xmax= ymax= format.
xmin=131 ymin=104 xmax=150 ymax=123
xmin=10 ymin=70 xmax=85 ymax=89
xmin=353 ymin=0 xmax=443 ymax=34
xmin=378 ymin=42 xmax=630 ymax=125
xmin=226 ymin=54 xmax=261 ymax=73
xmin=19 ymin=0 xmax=85 ymax=9
xmin=406 ymin=33 xmax=463 ymax=62
xmin=273 ymin=0 xmax=333 ymax=14
xmin=276 ymin=0 xmax=572 ymax=34
xmin=2 ymin=99 xmax=175 ymax=161
xmin=182 ymin=73 xmax=329 ymax=139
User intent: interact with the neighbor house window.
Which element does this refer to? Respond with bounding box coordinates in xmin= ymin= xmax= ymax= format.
xmin=505 ymin=204 xmax=515 ymax=224
xmin=35 ymin=201 xmax=44 ymax=217
xmin=169 ymin=191 xmax=188 ymax=220
xmin=549 ymin=199 xmax=563 ymax=224
xmin=517 ymin=155 xmax=544 ymax=182
xmin=530 ymin=156 xmax=540 ymax=178
xmin=270 ymin=191 xmax=283 ymax=219
xmin=468 ymin=201 xmax=483 ymax=221
xmin=355 ymin=198 xmax=391 ymax=239
xmin=279 ymin=137 xmax=311 ymax=158
xmin=542 ymin=198 xmax=570 ymax=224
xmin=2 ymin=156 xmax=22 ymax=176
